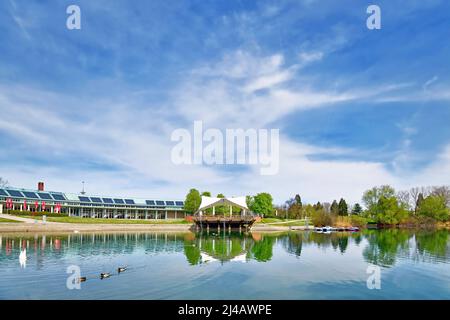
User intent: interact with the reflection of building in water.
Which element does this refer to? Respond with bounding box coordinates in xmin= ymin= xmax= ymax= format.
xmin=1 ymin=231 xmax=448 ymax=268
xmin=0 ymin=233 xmax=190 ymax=259
xmin=183 ymin=233 xmax=277 ymax=265
xmin=19 ymin=249 xmax=26 ymax=268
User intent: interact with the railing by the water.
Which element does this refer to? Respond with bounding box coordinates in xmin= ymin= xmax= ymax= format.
xmin=194 ymin=215 xmax=255 ymax=222
xmin=192 ymin=215 xmax=257 ymax=231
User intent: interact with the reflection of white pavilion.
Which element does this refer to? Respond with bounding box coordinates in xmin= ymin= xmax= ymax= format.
xmin=200 ymin=252 xmax=219 ymax=263
xmin=200 ymin=252 xmax=247 ymax=264
xmin=197 ymin=235 xmax=249 ymax=264
xmin=230 ymin=253 xmax=247 ymax=263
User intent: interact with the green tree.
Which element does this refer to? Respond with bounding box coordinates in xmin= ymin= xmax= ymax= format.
xmin=338 ymin=198 xmax=348 ymax=216
xmin=184 ymin=188 xmax=201 ymax=214
xmin=294 ymin=194 xmax=302 ymax=207
xmin=246 ymin=195 xmax=254 ymax=208
xmin=311 ymin=208 xmax=333 ymax=227
xmin=313 ymin=201 xmax=323 ymax=211
xmin=417 ymin=195 xmax=449 ymax=222
xmin=330 ymin=200 xmax=339 ymax=215
xmin=249 ymin=193 xmax=274 ymax=216
xmin=303 ymin=204 xmax=316 ymax=220
xmin=362 ymin=185 xmax=396 ymax=219
xmin=286 ymin=196 xmax=302 ymax=219
xmin=214 ymin=193 xmax=226 ymax=214
xmin=352 ymin=203 xmax=363 ymax=215
xmin=431 ymin=186 xmax=450 ymax=207
xmin=375 ymin=196 xmax=409 ymax=225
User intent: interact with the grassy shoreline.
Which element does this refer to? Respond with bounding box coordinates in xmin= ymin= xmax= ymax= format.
xmin=0 ymin=218 xmax=23 ymax=223
xmin=23 ymin=216 xmax=191 ymax=224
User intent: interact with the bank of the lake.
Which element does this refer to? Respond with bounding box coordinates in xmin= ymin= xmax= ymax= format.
xmin=0 ymin=214 xmax=448 ymax=233
xmin=0 ymin=214 xmax=192 ymax=232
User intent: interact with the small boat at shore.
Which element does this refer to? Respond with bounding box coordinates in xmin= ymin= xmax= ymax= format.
xmin=313 ymin=226 xmax=360 ymax=233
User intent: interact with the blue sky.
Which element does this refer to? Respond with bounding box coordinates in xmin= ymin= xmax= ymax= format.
xmin=0 ymin=0 xmax=449 ymax=204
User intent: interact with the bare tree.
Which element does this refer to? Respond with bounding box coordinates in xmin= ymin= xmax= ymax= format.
xmin=431 ymin=186 xmax=450 ymax=207
xmin=322 ymin=202 xmax=331 ymax=214
xmin=409 ymin=187 xmax=420 ymax=207
xmin=0 ymin=177 xmax=8 ymax=188
xmin=409 ymin=186 xmax=432 ymax=212
xmin=397 ymin=190 xmax=411 ymax=210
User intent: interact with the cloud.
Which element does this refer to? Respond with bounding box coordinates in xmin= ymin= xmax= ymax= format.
xmin=423 ymin=76 xmax=438 ymax=92
xmin=299 ymin=51 xmax=324 ymax=65
xmin=2 ymin=48 xmax=448 ymax=203
xmin=409 ymin=144 xmax=450 ymax=188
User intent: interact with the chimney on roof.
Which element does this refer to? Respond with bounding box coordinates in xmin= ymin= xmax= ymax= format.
xmin=38 ymin=182 xmax=44 ymax=191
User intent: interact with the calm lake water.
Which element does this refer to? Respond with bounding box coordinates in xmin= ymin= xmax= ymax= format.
xmin=0 ymin=229 xmax=449 ymax=299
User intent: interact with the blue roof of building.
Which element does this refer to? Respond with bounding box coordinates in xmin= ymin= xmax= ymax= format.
xmin=0 ymin=187 xmax=184 ymax=207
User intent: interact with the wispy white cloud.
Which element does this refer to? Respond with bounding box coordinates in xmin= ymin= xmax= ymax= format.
xmin=2 ymin=49 xmax=447 ymax=203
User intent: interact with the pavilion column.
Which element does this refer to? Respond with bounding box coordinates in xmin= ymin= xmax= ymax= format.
xmin=230 ymin=205 xmax=232 ymax=217
xmin=212 ymin=206 xmax=215 ymax=216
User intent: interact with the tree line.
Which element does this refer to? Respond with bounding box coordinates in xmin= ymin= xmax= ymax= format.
xmin=183 ymin=184 xmax=450 ymax=226
xmin=278 ymin=185 xmax=450 ymax=225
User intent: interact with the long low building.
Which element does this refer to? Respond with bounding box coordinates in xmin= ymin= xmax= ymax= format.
xmin=0 ymin=183 xmax=186 ymax=219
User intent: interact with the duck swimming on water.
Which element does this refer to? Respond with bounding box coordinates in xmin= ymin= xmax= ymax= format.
xmin=78 ymin=277 xmax=87 ymax=282
xmin=118 ymin=267 xmax=127 ymax=273
xmin=100 ymin=273 xmax=111 ymax=279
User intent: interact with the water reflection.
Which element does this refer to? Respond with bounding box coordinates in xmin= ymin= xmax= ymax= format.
xmin=184 ymin=232 xmax=278 ymax=264
xmin=363 ymin=229 xmax=412 ymax=267
xmin=0 ymin=230 xmax=449 ymax=268
xmin=184 ymin=233 xmax=254 ymax=264
xmin=19 ymin=249 xmax=26 ymax=268
xmin=416 ymin=230 xmax=449 ymax=262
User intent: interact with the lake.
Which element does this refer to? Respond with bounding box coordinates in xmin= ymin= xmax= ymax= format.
xmin=0 ymin=229 xmax=449 ymax=299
